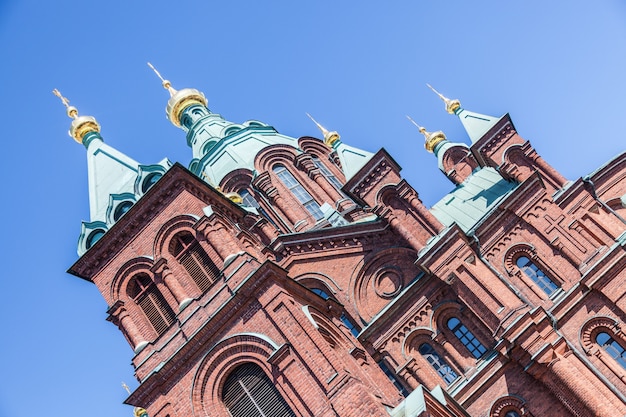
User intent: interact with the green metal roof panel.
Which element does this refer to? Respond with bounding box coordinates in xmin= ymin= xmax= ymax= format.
xmin=430 ymin=167 xmax=516 ymax=233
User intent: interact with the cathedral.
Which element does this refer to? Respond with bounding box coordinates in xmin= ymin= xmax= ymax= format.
xmin=59 ymin=67 xmax=626 ymax=417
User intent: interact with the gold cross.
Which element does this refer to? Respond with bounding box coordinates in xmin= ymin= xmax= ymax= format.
xmin=52 ymin=88 xmax=70 ymax=108
xmin=122 ymin=381 xmax=131 ymax=395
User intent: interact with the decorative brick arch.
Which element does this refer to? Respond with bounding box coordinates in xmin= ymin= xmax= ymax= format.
xmin=298 ymin=136 xmax=331 ymax=158
xmin=254 ymin=144 xmax=299 ymax=174
xmin=153 ymin=214 xmax=200 ymax=258
xmin=219 ymin=168 xmax=254 ymax=194
xmin=503 ymin=145 xmax=533 ymax=181
xmin=580 ymin=315 xmax=622 ymax=354
xmin=489 ymin=395 xmax=529 ymax=417
xmin=110 ymin=256 xmax=155 ymax=302
xmin=191 ymin=333 xmax=289 ymax=417
xmin=402 ymin=327 xmax=436 ymax=358
xmin=304 ymin=305 xmax=350 ymax=349
xmin=293 ymin=272 xmax=341 ymax=296
xmin=350 ymin=247 xmax=420 ymax=323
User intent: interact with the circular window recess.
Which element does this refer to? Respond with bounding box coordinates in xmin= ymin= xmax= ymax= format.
xmin=373 ymin=268 xmax=403 ymax=299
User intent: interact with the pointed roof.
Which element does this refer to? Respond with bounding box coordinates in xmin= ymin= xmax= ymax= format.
xmin=85 ymin=139 xmax=141 ymax=220
xmin=456 ymin=108 xmax=500 ymax=143
xmin=306 ymin=114 xmax=373 ymax=181
xmin=427 ymin=85 xmax=500 ymax=143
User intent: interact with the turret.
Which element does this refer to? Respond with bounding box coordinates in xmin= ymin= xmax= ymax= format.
xmin=53 ymin=89 xmax=170 ymax=255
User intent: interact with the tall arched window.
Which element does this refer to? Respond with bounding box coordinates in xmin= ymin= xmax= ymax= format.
xmin=169 ymin=231 xmax=220 ymax=293
xmin=447 ymin=317 xmax=487 ymax=359
xmin=222 ymin=363 xmax=296 ymax=417
xmin=239 ymin=189 xmax=278 ymax=228
xmin=312 ymin=156 xmax=343 ymax=190
xmin=516 ymin=256 xmax=559 ymax=296
xmin=418 ymin=343 xmax=458 ymax=385
xmin=596 ymin=332 xmax=626 ymax=369
xmin=273 ymin=164 xmax=324 ymax=220
xmin=127 ymin=273 xmax=175 ymax=335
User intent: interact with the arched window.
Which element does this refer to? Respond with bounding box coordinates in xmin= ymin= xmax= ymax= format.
xmin=239 ymin=189 xmax=278 ymax=228
xmin=504 ymin=412 xmax=521 ymax=417
xmin=596 ymin=332 xmax=626 ymax=369
xmin=516 ymin=256 xmax=559 ymax=296
xmin=113 ymin=201 xmax=133 ymax=221
xmin=127 ymin=273 xmax=175 ymax=335
xmin=141 ymin=173 xmax=162 ymax=193
xmin=312 ymin=156 xmax=343 ymax=190
xmin=273 ymin=164 xmax=324 ymax=220
xmin=447 ymin=317 xmax=487 ymax=359
xmin=311 ymin=288 xmax=331 ymax=300
xmin=169 ymin=231 xmax=220 ymax=293
xmin=418 ymin=343 xmax=458 ymax=385
xmin=222 ymin=363 xmax=296 ymax=417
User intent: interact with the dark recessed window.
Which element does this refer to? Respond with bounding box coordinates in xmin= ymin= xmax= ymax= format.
xmin=222 ymin=363 xmax=296 ymax=417
xmin=516 ymin=256 xmax=559 ymax=296
xmin=86 ymin=229 xmax=105 ymax=249
xmin=273 ymin=164 xmax=324 ymax=220
xmin=418 ymin=343 xmax=458 ymax=385
xmin=127 ymin=273 xmax=175 ymax=334
xmin=596 ymin=332 xmax=626 ymax=369
xmin=142 ymin=173 xmax=162 ymax=193
xmin=169 ymin=231 xmax=219 ymax=293
xmin=447 ymin=317 xmax=487 ymax=359
xmin=311 ymin=288 xmax=330 ymax=300
xmin=113 ymin=201 xmax=133 ymax=221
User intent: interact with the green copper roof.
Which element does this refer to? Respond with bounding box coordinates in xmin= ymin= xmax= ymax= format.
xmin=333 ymin=141 xmax=374 ymax=181
xmin=456 ymin=108 xmax=501 ymax=143
xmin=86 ymin=137 xmax=140 ymax=221
xmin=430 ymin=167 xmax=516 ymax=233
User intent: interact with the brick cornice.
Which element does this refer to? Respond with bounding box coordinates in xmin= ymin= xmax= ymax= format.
xmin=68 ymin=164 xmax=246 ymax=281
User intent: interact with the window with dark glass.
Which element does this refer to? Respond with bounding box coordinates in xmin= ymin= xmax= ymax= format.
xmin=418 ymin=343 xmax=458 ymax=385
xmin=504 ymin=411 xmax=521 ymax=417
xmin=169 ymin=231 xmax=220 ymax=292
xmin=273 ymin=164 xmax=324 ymax=220
xmin=340 ymin=313 xmax=360 ymax=337
xmin=86 ymin=229 xmax=105 ymax=249
xmin=311 ymin=288 xmax=330 ymax=300
xmin=141 ymin=173 xmax=162 ymax=193
xmin=222 ymin=363 xmax=296 ymax=417
xmin=113 ymin=201 xmax=133 ymax=221
xmin=378 ymin=360 xmax=409 ymax=397
xmin=596 ymin=332 xmax=626 ymax=369
xmin=516 ymin=256 xmax=559 ymax=296
xmin=239 ymin=189 xmax=278 ymax=228
xmin=312 ymin=156 xmax=343 ymax=190
xmin=447 ymin=317 xmax=487 ymax=359
xmin=127 ymin=273 xmax=175 ymax=334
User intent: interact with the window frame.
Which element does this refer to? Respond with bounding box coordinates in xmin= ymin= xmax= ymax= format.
xmin=273 ymin=164 xmax=324 ymax=220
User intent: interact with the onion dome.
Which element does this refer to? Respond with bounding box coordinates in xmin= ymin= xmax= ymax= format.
xmin=133 ymin=407 xmax=148 ymax=417
xmin=147 ymin=63 xmax=207 ymax=127
xmin=52 ymin=88 xmax=101 ymax=145
xmin=406 ymin=116 xmax=447 ymax=153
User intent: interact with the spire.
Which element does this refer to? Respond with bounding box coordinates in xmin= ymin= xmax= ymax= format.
xmin=426 ymin=84 xmax=461 ymax=115
xmin=53 ymin=88 xmax=101 ymax=146
xmin=426 ymin=84 xmax=500 ymax=143
xmin=54 ymin=89 xmax=141 ymax=222
xmin=306 ymin=113 xmax=340 ymax=147
xmin=306 ymin=113 xmax=373 ymax=181
xmin=406 ymin=116 xmax=447 ymax=153
xmin=148 ymin=62 xmax=208 ymax=127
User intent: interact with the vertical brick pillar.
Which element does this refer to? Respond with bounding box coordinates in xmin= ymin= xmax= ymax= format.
xmin=152 ymin=259 xmax=192 ymax=309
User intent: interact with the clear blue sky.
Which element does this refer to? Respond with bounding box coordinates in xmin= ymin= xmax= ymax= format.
xmin=0 ymin=2 xmax=625 ymax=417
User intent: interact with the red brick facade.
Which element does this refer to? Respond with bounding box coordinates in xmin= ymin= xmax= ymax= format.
xmin=69 ymin=112 xmax=626 ymax=417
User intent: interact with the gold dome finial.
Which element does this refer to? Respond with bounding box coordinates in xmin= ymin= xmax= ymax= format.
xmin=148 ymin=62 xmax=208 ymax=127
xmin=53 ymin=88 xmax=101 ymax=144
xmin=306 ymin=113 xmax=341 ymax=147
xmin=406 ymin=115 xmax=447 ymax=153
xmin=427 ymin=84 xmax=461 ymax=114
